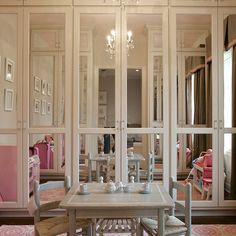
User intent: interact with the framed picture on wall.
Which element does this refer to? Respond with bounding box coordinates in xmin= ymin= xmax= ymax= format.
xmin=4 ymin=89 xmax=14 ymax=111
xmin=41 ymin=80 xmax=47 ymax=95
xmin=34 ymin=76 xmax=41 ymax=92
xmin=99 ymin=91 xmax=107 ymax=104
xmin=5 ymin=58 xmax=14 ymax=82
xmin=47 ymin=83 xmax=52 ymax=96
xmin=34 ymin=99 xmax=40 ymax=113
xmin=47 ymin=102 xmax=52 ymax=114
xmin=41 ymin=99 xmax=46 ymax=115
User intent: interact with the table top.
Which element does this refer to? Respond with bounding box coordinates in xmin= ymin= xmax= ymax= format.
xmin=60 ymin=183 xmax=174 ymax=211
xmin=91 ymin=153 xmax=144 ymax=161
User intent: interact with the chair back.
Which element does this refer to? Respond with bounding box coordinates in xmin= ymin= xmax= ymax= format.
xmin=147 ymin=152 xmax=154 ymax=182
xmin=169 ymin=176 xmax=192 ymax=236
xmin=34 ymin=143 xmax=53 ymax=169
xmin=33 ymin=176 xmax=71 ymax=223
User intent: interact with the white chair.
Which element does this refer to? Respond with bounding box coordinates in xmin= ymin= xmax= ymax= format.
xmin=140 ymin=176 xmax=192 ymax=236
xmin=79 ymin=153 xmax=91 ymax=182
xmin=147 ymin=152 xmax=155 ymax=182
xmin=33 ymin=176 xmax=92 ymax=236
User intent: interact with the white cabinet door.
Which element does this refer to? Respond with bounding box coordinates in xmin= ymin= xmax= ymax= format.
xmin=24 ymin=0 xmax=72 ymax=6
xmin=218 ymin=0 xmax=236 ymax=6
xmin=31 ymin=29 xmax=64 ymax=51
xmin=170 ymin=0 xmax=217 ymax=6
xmin=0 ymin=0 xmax=23 ymax=5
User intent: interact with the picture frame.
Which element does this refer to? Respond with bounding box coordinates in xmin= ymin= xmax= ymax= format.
xmin=47 ymin=102 xmax=52 ymax=114
xmin=34 ymin=76 xmax=41 ymax=92
xmin=99 ymin=91 xmax=107 ymax=105
xmin=34 ymin=99 xmax=40 ymax=113
xmin=41 ymin=99 xmax=46 ymax=115
xmin=4 ymin=89 xmax=14 ymax=111
xmin=41 ymin=80 xmax=47 ymax=95
xmin=5 ymin=58 xmax=14 ymax=83
xmin=47 ymin=83 xmax=52 ymax=96
xmin=98 ymin=105 xmax=107 ymax=117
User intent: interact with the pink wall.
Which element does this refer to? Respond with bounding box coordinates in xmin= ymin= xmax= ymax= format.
xmin=0 ymin=145 xmax=17 ymax=201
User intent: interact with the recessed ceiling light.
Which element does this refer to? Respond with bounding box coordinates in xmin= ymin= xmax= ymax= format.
xmin=136 ymin=69 xmax=139 ymax=72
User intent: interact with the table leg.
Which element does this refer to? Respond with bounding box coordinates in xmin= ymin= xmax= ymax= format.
xmin=69 ymin=209 xmax=76 ymax=236
xmin=158 ymin=208 xmax=165 ymax=236
xmin=96 ymin=162 xmax=100 ymax=182
xmin=136 ymin=161 xmax=140 ymax=182
xmin=92 ymin=218 xmax=96 ymax=236
xmin=88 ymin=160 xmax=92 ymax=182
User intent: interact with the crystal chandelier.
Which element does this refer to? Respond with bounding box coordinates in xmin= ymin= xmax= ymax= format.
xmin=106 ymin=29 xmax=134 ymax=59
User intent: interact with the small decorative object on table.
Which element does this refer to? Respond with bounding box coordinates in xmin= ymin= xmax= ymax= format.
xmin=99 ymin=176 xmax=104 ymax=183
xmin=139 ymin=182 xmax=151 ymax=194
xmin=130 ymin=175 xmax=135 ymax=183
xmin=105 ymin=180 xmax=116 ymax=193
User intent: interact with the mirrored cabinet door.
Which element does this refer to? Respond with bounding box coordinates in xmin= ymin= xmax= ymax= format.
xmin=171 ymin=8 xmax=218 ymax=204
xmin=0 ymin=9 xmax=23 ymax=207
xmin=23 ymin=8 xmax=72 ymax=205
xmin=218 ymin=10 xmax=236 ymax=204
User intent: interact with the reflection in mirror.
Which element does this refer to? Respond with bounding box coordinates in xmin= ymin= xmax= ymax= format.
xmin=79 ymin=134 xmax=115 ymax=183
xmin=29 ymin=133 xmax=65 ymax=183
xmin=79 ymin=14 xmax=115 ymax=128
xmin=223 ymin=15 xmax=236 ymax=200
xmin=0 ymin=134 xmax=17 ymax=202
xmin=127 ymin=14 xmax=163 ymax=128
xmin=29 ymin=13 xmax=65 ymax=127
xmin=127 ymin=69 xmax=141 ymax=128
xmin=153 ymin=56 xmax=163 ymax=124
xmin=127 ymin=133 xmax=163 ymax=183
xmin=176 ymin=14 xmax=212 ymax=128
xmin=224 ymin=134 xmax=236 ymax=200
xmin=99 ymin=69 xmax=115 ymax=127
xmin=0 ymin=14 xmax=17 ymax=129
xmin=177 ymin=134 xmax=212 ymax=201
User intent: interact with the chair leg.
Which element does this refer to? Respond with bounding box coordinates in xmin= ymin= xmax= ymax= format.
xmin=86 ymin=225 xmax=92 ymax=236
xmin=206 ymin=185 xmax=212 ymax=200
xmin=201 ymin=187 xmax=206 ymax=200
xmin=34 ymin=226 xmax=39 ymax=236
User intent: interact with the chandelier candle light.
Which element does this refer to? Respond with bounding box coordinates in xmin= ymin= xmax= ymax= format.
xmin=106 ymin=29 xmax=134 ymax=59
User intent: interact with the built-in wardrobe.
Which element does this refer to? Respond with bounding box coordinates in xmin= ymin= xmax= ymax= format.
xmin=0 ymin=0 xmax=235 ymax=216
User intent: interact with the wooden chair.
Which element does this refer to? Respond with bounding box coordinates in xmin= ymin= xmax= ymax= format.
xmin=140 ymin=176 xmax=192 ymax=236
xmin=33 ymin=176 xmax=92 ymax=236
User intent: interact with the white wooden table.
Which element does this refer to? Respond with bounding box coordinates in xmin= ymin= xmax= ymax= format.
xmin=88 ymin=153 xmax=145 ymax=182
xmin=59 ymin=182 xmax=174 ymax=236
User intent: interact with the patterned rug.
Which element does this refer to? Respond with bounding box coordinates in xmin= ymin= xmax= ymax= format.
xmin=0 ymin=224 xmax=236 ymax=236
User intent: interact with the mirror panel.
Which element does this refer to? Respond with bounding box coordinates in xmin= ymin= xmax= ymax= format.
xmin=176 ymin=14 xmax=212 ymax=128
xmin=127 ymin=133 xmax=163 ymax=183
xmin=177 ymin=133 xmax=213 ymax=201
xmin=127 ymin=14 xmax=163 ymax=128
xmin=79 ymin=14 xmax=116 ymax=128
xmin=29 ymin=133 xmax=65 ymax=175
xmin=0 ymin=14 xmax=18 ymax=129
xmin=0 ymin=134 xmax=17 ymax=202
xmin=29 ymin=13 xmax=65 ymax=128
xmin=79 ymin=133 xmax=116 ymax=183
xmin=223 ymin=14 xmax=236 ymax=200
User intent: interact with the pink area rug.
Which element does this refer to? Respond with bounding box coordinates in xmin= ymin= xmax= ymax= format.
xmin=0 ymin=224 xmax=236 ymax=236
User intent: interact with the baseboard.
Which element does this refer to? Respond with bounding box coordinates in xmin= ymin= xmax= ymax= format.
xmin=0 ymin=209 xmax=236 ymax=225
